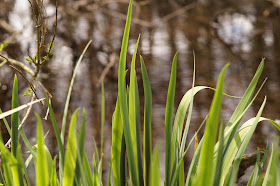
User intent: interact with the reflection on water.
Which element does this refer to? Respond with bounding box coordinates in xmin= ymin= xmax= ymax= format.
xmin=1 ymin=0 xmax=280 ymax=184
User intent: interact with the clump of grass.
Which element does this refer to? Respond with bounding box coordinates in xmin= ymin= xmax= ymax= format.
xmin=0 ymin=0 xmax=279 ymax=185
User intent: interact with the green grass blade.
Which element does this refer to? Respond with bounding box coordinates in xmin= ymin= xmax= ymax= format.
xmin=213 ymin=122 xmax=225 ymax=186
xmin=19 ymin=128 xmax=36 ymax=159
xmin=61 ymin=40 xmax=92 ymax=144
xmin=0 ymin=140 xmax=16 ymax=185
xmin=11 ymin=74 xmax=19 ymax=157
xmin=177 ymin=57 xmax=196 ymax=186
xmin=223 ymin=59 xmax=264 ymax=152
xmin=225 ymin=97 xmax=266 ymax=185
xmin=16 ymin=145 xmax=27 ymax=186
xmin=74 ymin=108 xmax=87 ymax=186
xmin=82 ymin=150 xmax=94 ymax=185
xmin=35 ymin=113 xmax=49 ymax=186
xmin=117 ymin=0 xmax=139 ymax=185
xmin=129 ymin=35 xmax=142 ymax=185
xmin=92 ymin=153 xmax=98 ymax=185
xmin=101 ymin=81 xmax=105 ymax=156
xmin=120 ymin=132 xmax=127 ymax=186
xmin=220 ymin=117 xmax=272 ymax=184
xmin=165 ymin=52 xmax=178 ymax=186
xmin=140 ymin=56 xmax=152 ymax=186
xmin=149 ymin=145 xmax=160 ymax=186
xmin=45 ymin=94 xmax=65 ymax=181
xmin=197 ymin=63 xmax=229 ymax=186
xmin=63 ymin=109 xmax=80 ymax=185
xmin=112 ymin=97 xmax=122 ymax=186
xmin=262 ymin=138 xmax=279 ymax=186
xmin=247 ymin=149 xmax=261 ymax=186
xmin=50 ymin=156 xmax=59 ymax=186
xmin=135 ymin=77 xmax=144 ymax=186
xmin=97 ymin=155 xmax=103 ymax=185
xmin=46 ymin=94 xmax=64 ymax=156
xmin=184 ymin=116 xmax=208 ymax=185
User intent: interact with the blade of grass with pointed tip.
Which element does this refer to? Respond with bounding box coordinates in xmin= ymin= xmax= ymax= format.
xmin=225 ymin=97 xmax=266 ymax=185
xmin=63 ymin=109 xmax=80 ymax=185
xmin=176 ymin=57 xmax=196 ymax=186
xmin=197 ymin=63 xmax=229 ymax=186
xmin=165 ymin=52 xmax=178 ymax=186
xmin=170 ymin=86 xmax=209 ymax=178
xmin=61 ymin=40 xmax=92 ymax=144
xmin=35 ymin=113 xmax=48 ymax=186
xmin=129 ymin=35 xmax=142 ymax=185
xmin=223 ymin=59 xmax=264 ymax=153
xmin=117 ymin=0 xmax=138 ymax=184
xmin=45 ymin=94 xmax=65 ymax=181
xmin=135 ymin=76 xmax=144 ymax=186
xmin=213 ymin=77 xmax=267 ymax=168
xmin=11 ymin=74 xmax=19 ymax=157
xmin=140 ymin=56 xmax=152 ymax=186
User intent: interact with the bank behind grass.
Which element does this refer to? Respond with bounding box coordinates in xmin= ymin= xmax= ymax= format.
xmin=0 ymin=0 xmax=280 ymax=185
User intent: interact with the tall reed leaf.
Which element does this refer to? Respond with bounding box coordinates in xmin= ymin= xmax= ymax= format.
xmin=61 ymin=40 xmax=92 ymax=144
xmin=197 ymin=63 xmax=229 ymax=186
xmin=129 ymin=35 xmax=142 ymax=185
xmin=140 ymin=56 xmax=152 ymax=186
xmin=165 ymin=52 xmax=178 ymax=186
xmin=112 ymin=98 xmax=123 ymax=186
xmin=11 ymin=74 xmax=19 ymax=157
xmin=117 ymin=0 xmax=138 ymax=184
xmin=223 ymin=59 xmax=264 ymax=152
xmin=74 ymin=108 xmax=87 ymax=185
xmin=45 ymin=94 xmax=65 ymax=180
xmin=35 ymin=113 xmax=49 ymax=186
xmin=63 ymin=109 xmax=79 ymax=185
xmin=225 ymin=97 xmax=266 ymax=185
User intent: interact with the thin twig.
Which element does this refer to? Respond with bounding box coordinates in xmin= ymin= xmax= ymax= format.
xmin=97 ymin=52 xmax=116 ymax=86
xmin=0 ymin=55 xmax=35 ymax=76
xmin=160 ymin=2 xmax=196 ymax=22
xmin=41 ymin=0 xmax=58 ymax=65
